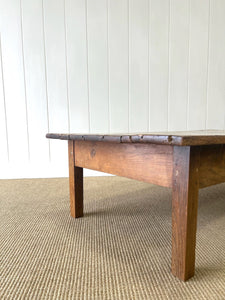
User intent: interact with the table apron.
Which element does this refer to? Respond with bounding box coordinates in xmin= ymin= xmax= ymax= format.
xmin=74 ymin=140 xmax=173 ymax=188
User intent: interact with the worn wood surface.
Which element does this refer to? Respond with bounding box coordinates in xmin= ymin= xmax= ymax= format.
xmin=199 ymin=144 xmax=225 ymax=188
xmin=46 ymin=130 xmax=225 ymax=146
xmin=75 ymin=141 xmax=173 ymax=187
xmin=172 ymin=146 xmax=200 ymax=281
xmin=68 ymin=140 xmax=83 ymax=218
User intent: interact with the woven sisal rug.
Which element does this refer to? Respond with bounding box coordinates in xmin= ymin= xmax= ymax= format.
xmin=0 ymin=177 xmax=224 ymax=299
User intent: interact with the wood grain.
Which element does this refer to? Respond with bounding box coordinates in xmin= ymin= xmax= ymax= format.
xmin=172 ymin=146 xmax=200 ymax=281
xmin=68 ymin=140 xmax=83 ymax=218
xmin=199 ymin=144 xmax=225 ymax=188
xmin=75 ymin=141 xmax=173 ymax=187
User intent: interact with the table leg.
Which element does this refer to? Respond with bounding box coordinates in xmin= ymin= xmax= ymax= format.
xmin=172 ymin=146 xmax=200 ymax=281
xmin=68 ymin=140 xmax=83 ymax=218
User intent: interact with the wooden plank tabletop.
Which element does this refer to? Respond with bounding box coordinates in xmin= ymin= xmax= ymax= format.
xmin=46 ymin=130 xmax=225 ymax=146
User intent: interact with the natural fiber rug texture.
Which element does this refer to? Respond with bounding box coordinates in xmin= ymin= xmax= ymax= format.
xmin=0 ymin=177 xmax=225 ymax=300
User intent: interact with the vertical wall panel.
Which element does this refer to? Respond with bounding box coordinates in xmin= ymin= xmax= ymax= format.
xmin=0 ymin=36 xmax=8 ymax=163
xmin=168 ymin=0 xmax=189 ymax=131
xmin=65 ymin=0 xmax=89 ymax=133
xmin=43 ymin=0 xmax=69 ymax=162
xmin=0 ymin=0 xmax=225 ymax=179
xmin=0 ymin=0 xmax=29 ymax=163
xmin=21 ymin=0 xmax=49 ymax=162
xmin=187 ymin=0 xmax=209 ymax=130
xmin=108 ymin=0 xmax=129 ymax=133
xmin=149 ymin=0 xmax=169 ymax=131
xmin=87 ymin=0 xmax=109 ymax=133
xmin=129 ymin=0 xmax=149 ymax=132
xmin=206 ymin=0 xmax=225 ymax=129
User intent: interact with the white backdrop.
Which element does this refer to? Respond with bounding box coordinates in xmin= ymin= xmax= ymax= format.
xmin=0 ymin=0 xmax=225 ymax=179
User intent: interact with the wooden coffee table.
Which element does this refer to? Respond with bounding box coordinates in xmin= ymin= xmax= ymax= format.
xmin=46 ymin=130 xmax=225 ymax=281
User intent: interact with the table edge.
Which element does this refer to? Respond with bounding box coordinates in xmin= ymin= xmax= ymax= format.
xmin=46 ymin=132 xmax=225 ymax=146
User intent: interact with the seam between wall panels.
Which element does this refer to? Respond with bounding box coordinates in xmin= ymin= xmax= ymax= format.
xmin=41 ymin=0 xmax=51 ymax=161
xmin=85 ymin=0 xmax=91 ymax=133
xmin=0 ymin=34 xmax=9 ymax=162
xmin=167 ymin=0 xmax=171 ymax=131
xmin=205 ymin=0 xmax=211 ymax=130
xmin=20 ymin=0 xmax=30 ymax=161
xmin=186 ymin=0 xmax=191 ymax=131
xmin=63 ymin=0 xmax=71 ymax=134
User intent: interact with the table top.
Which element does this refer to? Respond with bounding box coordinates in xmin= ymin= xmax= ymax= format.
xmin=46 ymin=130 xmax=225 ymax=146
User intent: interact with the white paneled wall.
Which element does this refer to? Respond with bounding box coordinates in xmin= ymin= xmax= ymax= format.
xmin=0 ymin=0 xmax=225 ymax=179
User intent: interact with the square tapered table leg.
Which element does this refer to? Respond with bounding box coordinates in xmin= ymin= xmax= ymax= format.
xmin=68 ymin=140 xmax=83 ymax=218
xmin=172 ymin=146 xmax=200 ymax=281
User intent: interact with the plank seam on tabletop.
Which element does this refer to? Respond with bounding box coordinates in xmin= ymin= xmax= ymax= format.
xmin=0 ymin=34 xmax=9 ymax=162
xmin=41 ymin=0 xmax=51 ymax=161
xmin=205 ymin=0 xmax=211 ymax=130
xmin=20 ymin=0 xmax=30 ymax=161
xmin=63 ymin=0 xmax=71 ymax=133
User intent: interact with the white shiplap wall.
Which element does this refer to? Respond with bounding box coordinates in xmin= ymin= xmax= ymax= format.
xmin=0 ymin=0 xmax=225 ymax=179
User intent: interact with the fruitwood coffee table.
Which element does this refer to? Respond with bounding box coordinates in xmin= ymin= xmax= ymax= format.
xmin=46 ymin=130 xmax=225 ymax=281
